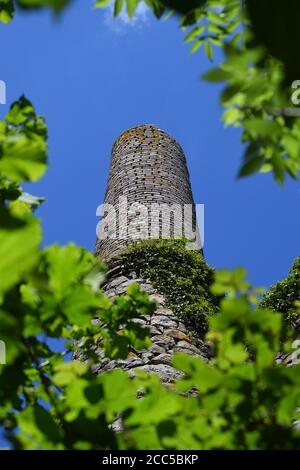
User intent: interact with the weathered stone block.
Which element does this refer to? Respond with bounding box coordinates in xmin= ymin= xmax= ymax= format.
xmin=128 ymin=364 xmax=184 ymax=383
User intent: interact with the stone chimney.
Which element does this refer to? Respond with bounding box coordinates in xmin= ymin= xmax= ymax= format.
xmin=94 ymin=125 xmax=209 ymax=384
xmin=96 ymin=124 xmax=200 ymax=261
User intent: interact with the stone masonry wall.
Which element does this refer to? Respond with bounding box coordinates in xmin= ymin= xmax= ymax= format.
xmin=92 ymin=267 xmax=211 ymax=384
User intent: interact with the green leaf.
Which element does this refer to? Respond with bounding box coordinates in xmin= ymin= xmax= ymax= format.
xmin=239 ymin=155 xmax=264 ymax=177
xmin=190 ymin=38 xmax=204 ymax=54
xmin=114 ymin=0 xmax=123 ymax=16
xmin=44 ymin=243 xmax=102 ymax=301
xmin=0 ymin=96 xmax=48 ymax=182
xmin=125 ymin=321 xmax=151 ymax=350
xmin=0 ymin=208 xmax=41 ymax=295
xmin=5 ymin=96 xmax=35 ymax=126
xmin=62 ymin=285 xmax=104 ymax=325
xmin=174 ymin=353 xmax=224 ymax=393
xmin=204 ymin=40 xmax=214 ymax=61
xmin=271 ymin=153 xmax=285 ymax=184
xmin=83 ymin=265 xmax=106 ymax=292
xmin=18 ymin=404 xmax=61 ymax=448
xmin=0 ymin=135 xmax=47 ymax=182
xmin=126 ymin=0 xmax=139 ymax=17
xmin=222 ymin=107 xmax=243 ymax=127
xmin=101 ymin=369 xmax=136 ymax=420
xmin=94 ymin=0 xmax=113 ymax=7
xmin=244 ymin=118 xmax=281 ymax=141
xmin=144 ymin=0 xmax=165 ymax=18
xmin=277 ymin=390 xmax=300 ymax=426
xmin=202 ymin=67 xmax=230 ymax=82
xmin=223 ymin=343 xmax=248 ymax=364
xmin=18 ymin=0 xmax=71 ymax=13
xmin=0 ymin=176 xmax=21 ymax=201
xmin=103 ymin=332 xmax=129 ymax=359
xmin=220 ymin=85 xmax=240 ymax=105
xmin=53 ymin=361 xmax=88 ymax=386
xmin=125 ymin=378 xmax=181 ymax=425
xmin=210 ymin=37 xmax=223 ymax=47
xmin=184 ymin=25 xmax=205 ymax=43
xmin=207 ymin=23 xmax=224 ymax=36
xmin=0 ymin=0 xmax=14 ymax=23
xmin=33 ymin=404 xmax=61 ymax=442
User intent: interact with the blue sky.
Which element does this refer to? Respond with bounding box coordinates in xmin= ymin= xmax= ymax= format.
xmin=0 ymin=1 xmax=299 ymax=289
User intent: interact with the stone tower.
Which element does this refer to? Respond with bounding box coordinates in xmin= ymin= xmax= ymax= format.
xmin=94 ymin=125 xmax=209 ymax=383
xmin=95 ymin=124 xmax=200 ymax=261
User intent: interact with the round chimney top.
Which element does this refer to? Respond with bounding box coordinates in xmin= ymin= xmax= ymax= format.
xmin=95 ymin=125 xmax=198 ymax=262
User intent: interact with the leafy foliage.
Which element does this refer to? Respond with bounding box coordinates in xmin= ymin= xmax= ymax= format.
xmin=0 ymin=0 xmax=14 ymax=22
xmin=119 ymin=239 xmax=218 ymax=334
xmin=0 ymin=97 xmax=300 ymax=449
xmin=0 ymin=96 xmax=154 ymax=449
xmin=0 ymin=96 xmax=47 ymax=296
xmin=2 ymin=0 xmax=72 ymax=19
xmin=1 ymin=3 xmax=300 ymax=451
xmin=0 ymin=95 xmax=47 ymax=183
xmin=3 ymin=2 xmax=300 ymax=181
xmin=92 ymin=0 xmax=300 ymax=181
xmin=247 ymin=0 xmax=300 ymax=88
xmin=260 ymin=257 xmax=300 ymax=330
xmin=115 ymin=299 xmax=300 ymax=449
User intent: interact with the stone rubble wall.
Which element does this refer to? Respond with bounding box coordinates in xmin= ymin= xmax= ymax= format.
xmin=92 ymin=269 xmax=211 ymax=384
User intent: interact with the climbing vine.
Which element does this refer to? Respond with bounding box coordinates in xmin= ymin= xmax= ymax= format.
xmin=118 ymin=239 xmax=219 ymax=334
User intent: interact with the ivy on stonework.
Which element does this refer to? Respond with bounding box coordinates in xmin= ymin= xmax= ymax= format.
xmin=116 ymin=239 xmax=219 ymax=335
